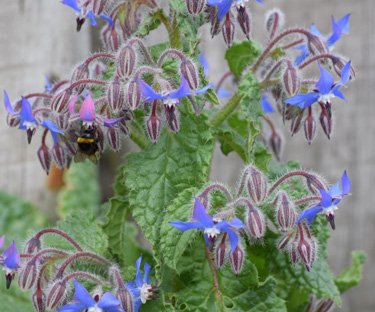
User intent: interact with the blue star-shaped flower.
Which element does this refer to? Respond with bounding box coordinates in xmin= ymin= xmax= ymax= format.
xmin=169 ymin=198 xmax=246 ymax=253
xmin=62 ymin=0 xmax=113 ymax=31
xmin=296 ymin=171 xmax=351 ymax=229
xmin=260 ymin=94 xmax=274 ymax=113
xmin=0 ymin=236 xmax=20 ymax=289
xmin=207 ymin=0 xmax=264 ymax=21
xmin=295 ymin=14 xmax=351 ymax=66
xmin=283 ymin=61 xmax=351 ymax=114
xmin=57 ymin=279 xmax=124 ymax=312
xmin=4 ymin=92 xmax=64 ymax=144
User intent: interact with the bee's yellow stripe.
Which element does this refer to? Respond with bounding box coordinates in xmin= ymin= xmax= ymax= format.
xmin=77 ymin=138 xmax=94 ymax=143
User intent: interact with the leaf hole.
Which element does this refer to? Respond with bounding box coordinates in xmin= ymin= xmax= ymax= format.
xmin=179 ymin=303 xmax=187 ymax=310
xmin=224 ymin=297 xmax=234 ymax=309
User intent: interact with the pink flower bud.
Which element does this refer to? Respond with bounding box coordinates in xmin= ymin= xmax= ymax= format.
xmin=107 ymin=76 xmax=125 ymax=112
xmin=332 ymin=57 xmax=355 ymax=80
xmin=210 ymin=13 xmax=223 ymax=38
xmin=51 ymin=89 xmax=72 ymax=114
xmin=229 ymin=244 xmax=244 ymax=276
xmin=126 ymin=80 xmax=142 ymax=110
xmin=37 ymin=143 xmax=51 ymax=175
xmin=116 ymin=285 xmax=134 ymax=312
xmin=246 ymin=203 xmax=266 ymax=240
xmin=146 ymin=101 xmax=161 ymax=144
xmin=319 ymin=105 xmax=332 ymax=139
xmin=246 ymin=166 xmax=268 ymax=204
xmin=305 ymin=294 xmax=317 ymax=312
xmin=295 ymin=222 xmax=318 ymax=271
xmin=283 ymin=63 xmax=301 ymax=96
xmin=18 ymin=260 xmax=38 ymax=290
xmin=222 ymin=13 xmax=235 ymax=48
xmin=70 ymin=63 xmax=90 ymax=94
xmin=52 ymin=142 xmax=66 ymax=170
xmin=117 ymin=45 xmax=137 ymax=78
xmin=103 ymin=27 xmax=121 ymax=52
xmin=290 ymin=109 xmax=304 ymax=136
xmin=46 ymin=280 xmax=67 ymax=309
xmin=56 ymin=113 xmax=70 ymax=130
xmin=276 ymin=191 xmax=297 ymax=232
xmin=307 ymin=34 xmax=329 ymax=57
xmin=284 ymin=104 xmax=298 ymax=121
xmin=215 ymin=233 xmax=228 ymax=270
xmin=165 ymin=105 xmax=179 ymax=134
xmin=277 ymin=230 xmax=296 ymax=250
xmin=289 ymin=245 xmax=299 ymax=266
xmin=265 ymin=9 xmax=284 ymax=39
xmin=32 ymin=289 xmax=47 ymax=312
xmin=23 ymin=237 xmax=42 ymax=254
xmin=237 ymin=6 xmax=251 ymax=39
xmin=64 ymin=140 xmax=78 ymax=157
xmin=304 ymin=112 xmax=317 ymax=145
xmin=269 ymin=130 xmax=283 ymax=161
xmin=180 ymin=59 xmax=199 ymax=90
xmin=118 ymin=118 xmax=130 ymax=136
xmin=304 ymin=173 xmax=328 ymax=194
xmin=92 ymin=0 xmax=110 ymax=15
xmin=107 ymin=127 xmax=120 ymax=152
xmin=315 ymin=298 xmax=335 ymax=312
xmin=7 ymin=114 xmax=20 ymax=127
xmin=186 ymin=0 xmax=205 ymax=15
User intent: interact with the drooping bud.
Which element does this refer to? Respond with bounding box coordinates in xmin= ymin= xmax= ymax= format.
xmin=269 ymin=130 xmax=283 ymax=161
xmin=296 ymin=222 xmax=318 ymax=271
xmin=107 ymin=76 xmax=125 ymax=112
xmin=307 ymin=34 xmax=329 ymax=57
xmin=103 ymin=26 xmax=121 ymax=52
xmin=107 ymin=127 xmax=120 ymax=152
xmin=284 ymin=103 xmax=298 ymax=121
xmin=246 ymin=165 xmax=268 ymax=204
xmin=315 ymin=298 xmax=335 ymax=312
xmin=222 ymin=13 xmax=235 ymax=48
xmin=186 ymin=0 xmax=205 ymax=16
xmin=118 ymin=119 xmax=130 ymax=136
xmin=117 ymin=45 xmax=137 ymax=78
xmin=209 ymin=9 xmax=223 ymax=38
xmin=32 ymin=288 xmax=47 ymax=312
xmin=319 ymin=105 xmax=332 ymax=139
xmin=265 ymin=9 xmax=284 ymax=40
xmin=146 ymin=100 xmax=161 ymax=144
xmin=237 ymin=6 xmax=251 ymax=39
xmin=304 ymin=173 xmax=328 ymax=194
xmin=304 ymin=111 xmax=317 ymax=145
xmin=229 ymin=244 xmax=244 ymax=276
xmin=283 ymin=62 xmax=301 ymax=96
xmin=291 ymin=109 xmax=305 ymax=136
xmin=56 ymin=113 xmax=70 ymax=130
xmin=18 ymin=260 xmax=38 ymax=290
xmin=37 ymin=143 xmax=51 ymax=175
xmin=116 ymin=285 xmax=134 ymax=312
xmin=289 ymin=245 xmax=299 ymax=266
xmin=46 ymin=280 xmax=67 ymax=309
xmin=51 ymin=142 xmax=66 ymax=170
xmin=275 ymin=191 xmax=297 ymax=232
xmin=215 ymin=233 xmax=227 ymax=270
xmin=126 ymin=80 xmax=142 ymax=110
xmin=246 ymin=203 xmax=266 ymax=241
xmin=277 ymin=230 xmax=296 ymax=250
xmin=180 ymin=59 xmax=199 ymax=89
xmin=92 ymin=0 xmax=109 ymax=15
xmin=332 ymin=57 xmax=355 ymax=80
xmin=51 ymin=89 xmax=72 ymax=114
xmin=7 ymin=114 xmax=20 ymax=127
xmin=23 ymin=236 xmax=42 ymax=254
xmin=304 ymin=294 xmax=317 ymax=312
xmin=70 ymin=63 xmax=90 ymax=94
xmin=164 ymin=105 xmax=179 ymax=134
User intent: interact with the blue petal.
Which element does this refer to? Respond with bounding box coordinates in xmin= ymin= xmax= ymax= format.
xmin=215 ymin=220 xmax=230 ymax=231
xmin=3 ymin=242 xmax=20 ymax=269
xmin=221 ymin=228 xmax=239 ymax=254
xmin=0 ymin=234 xmax=4 ymax=250
xmin=336 ymin=13 xmax=350 ymax=34
xmin=1 ymin=241 xmax=13 ymax=258
xmin=203 ymin=233 xmax=209 ymax=246
xmin=4 ymin=90 xmax=15 ymax=114
xmin=100 ymin=13 xmax=114 ymax=30
xmin=284 ymin=92 xmax=319 ymax=109
xmin=133 ymin=298 xmax=142 ymax=312
xmin=138 ymin=80 xmax=165 ymax=102
xmin=102 ymin=116 xmax=124 ymax=127
xmin=97 ymin=292 xmax=122 ymax=311
xmin=72 ymin=279 xmax=96 ymax=308
xmin=192 ymin=198 xmax=214 ymax=228
xmin=255 ymin=0 xmax=265 ymax=3
xmin=316 ymin=64 xmax=334 ymax=95
xmin=69 ymin=94 xmax=78 ymax=115
xmin=217 ymin=0 xmax=232 ymax=21
xmin=260 ymin=95 xmax=274 ymax=113
xmin=296 ymin=206 xmax=322 ymax=226
xmin=228 ymin=218 xmax=246 ymax=228
xmin=168 ymin=221 xmax=204 ymax=231
xmin=326 ymin=21 xmax=342 ymax=47
xmin=341 ymin=170 xmax=351 ymax=196
xmin=79 ymin=94 xmax=96 ymax=122
xmin=169 ymin=76 xmax=191 ymax=99
xmin=341 ymin=61 xmax=351 ymax=84
xmin=217 ymin=88 xmax=231 ymax=98
xmin=294 ymin=45 xmax=310 ymax=66
xmin=87 ymin=11 xmax=97 ymax=26
xmin=319 ymin=189 xmax=333 ymax=208
xmin=328 ymin=181 xmax=342 ymax=197
xmin=41 ymin=120 xmax=64 ymax=145
xmin=310 ymin=24 xmax=322 ymax=38
xmin=57 ymin=302 xmax=89 ymax=312
xmin=143 ymin=262 xmax=151 ymax=284
xmin=20 ymin=97 xmax=37 ymax=123
xmin=199 ymin=54 xmax=210 ymax=75
xmin=45 ymin=74 xmax=52 ymax=92
xmin=332 ymin=88 xmax=346 ymax=101
xmin=61 ymin=0 xmax=80 ymax=12
xmin=135 ymin=255 xmax=143 ymax=288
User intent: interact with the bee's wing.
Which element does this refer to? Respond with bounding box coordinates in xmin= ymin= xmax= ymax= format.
xmin=74 ymin=150 xmax=87 ymax=163
xmin=88 ymin=153 xmax=99 ymax=165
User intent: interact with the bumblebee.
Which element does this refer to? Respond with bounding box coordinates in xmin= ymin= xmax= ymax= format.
xmin=74 ymin=126 xmax=101 ymax=165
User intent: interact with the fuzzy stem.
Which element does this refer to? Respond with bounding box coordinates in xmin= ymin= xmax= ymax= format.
xmin=258 ymin=79 xmax=281 ymax=89
xmin=41 ymin=128 xmax=49 ymax=145
xmin=29 ymin=248 xmax=70 ymax=263
xmin=51 ymin=80 xmax=69 ymax=93
xmin=134 ymin=66 xmax=161 ymax=79
xmin=282 ymin=38 xmax=304 ymax=50
xmin=62 ymin=271 xmax=106 ymax=285
xmin=68 ymin=79 xmax=107 ymax=90
xmin=129 ymin=123 xmax=147 ymax=150
xmin=252 ymin=28 xmax=313 ymax=72
xmin=302 ymin=79 xmax=318 ymax=85
xmin=34 ymin=229 xmax=83 ymax=251
xmin=24 ymin=93 xmax=53 ymax=100
xmin=84 ymin=53 xmax=115 ymax=65
xmin=215 ymin=72 xmax=234 ymax=93
xmin=236 ymin=169 xmax=249 ymax=197
xmin=214 ymin=208 xmax=235 ymax=220
xmin=128 ymin=38 xmax=155 ymax=65
xmin=263 ymin=58 xmax=289 ymax=81
xmin=110 ymin=267 xmax=125 ymax=288
xmin=268 ymin=171 xmax=310 ymax=196
xmin=298 ymin=53 xmax=337 ymax=69
xmin=205 ymin=246 xmax=222 ymax=307
xmin=295 ymin=196 xmax=321 ymax=205
xmin=210 ymin=93 xmax=241 ymax=127
xmin=262 ymin=116 xmax=276 ymax=133
xmin=201 ymin=184 xmax=233 ymax=202
xmin=33 ymin=107 xmax=52 ymax=116
xmin=156 ymin=49 xmax=186 ymax=68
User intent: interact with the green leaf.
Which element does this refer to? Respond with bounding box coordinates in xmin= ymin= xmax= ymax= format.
xmin=122 ymin=103 xmax=214 ymax=274
xmin=102 ymin=197 xmax=131 ymax=264
xmin=335 ymin=251 xmax=366 ymax=294
xmin=57 ymin=162 xmax=100 ymax=219
xmin=238 ymin=71 xmax=262 ymax=123
xmin=268 ymin=160 xmax=300 ymax=180
xmin=253 ymin=141 xmax=272 ymax=174
xmin=136 ymin=9 xmax=162 ymax=37
xmin=225 ymin=40 xmax=262 ymax=79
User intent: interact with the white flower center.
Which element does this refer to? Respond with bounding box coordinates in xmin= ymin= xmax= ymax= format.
xmin=234 ymin=0 xmax=249 ymax=8
xmin=23 ymin=121 xmax=38 ymax=131
xmin=88 ymin=305 xmax=103 ymax=312
xmin=204 ymin=226 xmax=221 ymax=239
xmin=163 ymin=96 xmax=178 ymax=107
xmin=318 ymin=92 xmax=335 ymax=104
xmin=322 ymin=204 xmax=338 ymax=216
xmin=140 ymin=283 xmax=152 ymax=304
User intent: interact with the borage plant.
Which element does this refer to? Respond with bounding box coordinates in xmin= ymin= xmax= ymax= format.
xmin=2 ymin=0 xmax=365 ymax=311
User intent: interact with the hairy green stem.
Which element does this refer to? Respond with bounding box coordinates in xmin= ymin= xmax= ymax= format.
xmin=129 ymin=123 xmax=147 ymax=150
xmin=210 ymin=93 xmax=241 ymax=127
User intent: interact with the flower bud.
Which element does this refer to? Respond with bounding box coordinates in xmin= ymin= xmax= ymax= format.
xmin=165 ymin=105 xmax=179 ymax=134
xmin=116 ymin=285 xmax=134 ymax=312
xmin=304 ymin=112 xmax=317 ymax=145
xmin=56 ymin=113 xmax=70 ymax=130
xmin=210 ymin=13 xmax=223 ymax=38
xmin=146 ymin=102 xmax=161 ymax=144
xmin=64 ymin=140 xmax=78 ymax=157
xmin=118 ymin=119 xmax=130 ymax=136
xmin=18 ymin=260 xmax=38 ymax=290
xmin=107 ymin=76 xmax=125 ymax=112
xmin=304 ymin=173 xmax=328 ymax=194
xmin=186 ymin=0 xmax=205 ymax=16
xmin=23 ymin=237 xmax=42 ymax=254
xmin=283 ymin=63 xmax=301 ymax=96
xmin=46 ymin=281 xmax=67 ymax=309
xmin=290 ymin=109 xmax=304 ymax=136
xmin=215 ymin=233 xmax=227 ymax=270
xmin=37 ymin=143 xmax=51 ymax=175
xmin=284 ymin=104 xmax=298 ymax=121
xmin=296 ymin=222 xmax=317 ymax=271
xmin=319 ymin=105 xmax=332 ymax=139
xmin=269 ymin=130 xmax=283 ymax=161
xmin=277 ymin=230 xmax=296 ymax=250
xmin=307 ymin=34 xmax=329 ymax=57
xmin=103 ymin=26 xmax=121 ymax=52
xmin=315 ymin=298 xmax=334 ymax=312
xmin=229 ymin=244 xmax=244 ymax=276
xmin=7 ymin=113 xmax=20 ymax=127
xmin=51 ymin=89 xmax=72 ymax=114
xmin=117 ymin=45 xmax=137 ymax=78
xmin=332 ymin=57 xmax=355 ymax=80
xmin=32 ymin=288 xmax=47 ymax=312
xmin=246 ymin=166 xmax=267 ymax=204
xmin=276 ymin=191 xmax=297 ymax=232
xmin=70 ymin=63 xmax=90 ymax=94
xmin=222 ymin=13 xmax=235 ymax=48
xmin=107 ymin=127 xmax=120 ymax=152
xmin=126 ymin=80 xmax=142 ymax=110
xmin=305 ymin=294 xmax=317 ymax=312
xmin=237 ymin=6 xmax=251 ymax=39
xmin=289 ymin=245 xmax=299 ymax=266
xmin=246 ymin=203 xmax=266 ymax=241
xmin=51 ymin=142 xmax=66 ymax=170
xmin=265 ymin=9 xmax=284 ymax=39
xmin=92 ymin=0 xmax=109 ymax=15
xmin=180 ymin=59 xmax=199 ymax=90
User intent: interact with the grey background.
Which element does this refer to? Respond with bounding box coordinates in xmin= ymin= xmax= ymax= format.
xmin=0 ymin=0 xmax=372 ymax=311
